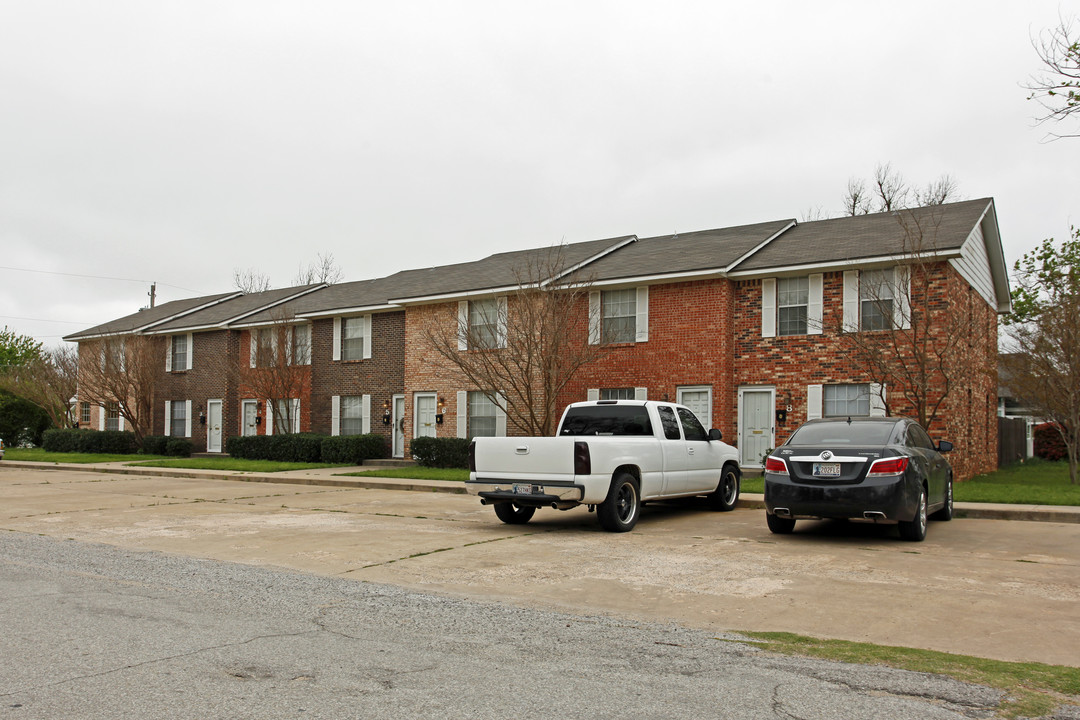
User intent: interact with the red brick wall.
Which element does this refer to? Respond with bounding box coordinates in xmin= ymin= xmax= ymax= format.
xmin=158 ymin=330 xmax=240 ymax=449
xmin=235 ymin=329 xmax=312 ymax=437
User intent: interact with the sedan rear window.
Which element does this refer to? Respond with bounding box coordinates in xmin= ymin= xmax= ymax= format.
xmin=560 ymin=406 xmax=653 ymax=436
xmin=787 ymin=421 xmax=896 ymax=446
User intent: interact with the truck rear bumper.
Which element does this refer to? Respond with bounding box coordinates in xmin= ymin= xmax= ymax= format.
xmin=466 ymin=480 xmax=584 ymax=508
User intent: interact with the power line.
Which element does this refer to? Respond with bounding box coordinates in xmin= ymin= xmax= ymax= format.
xmin=0 ymin=265 xmax=203 ymax=294
xmin=0 ymin=315 xmax=93 ymax=325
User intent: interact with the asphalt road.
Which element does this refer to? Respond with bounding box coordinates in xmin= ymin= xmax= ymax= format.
xmin=1 ymin=532 xmax=1001 ymax=720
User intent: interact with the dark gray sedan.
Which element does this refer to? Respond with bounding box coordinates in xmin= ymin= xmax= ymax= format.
xmin=764 ymin=417 xmax=953 ymax=541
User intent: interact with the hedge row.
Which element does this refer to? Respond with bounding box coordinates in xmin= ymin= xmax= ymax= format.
xmin=42 ymin=428 xmax=139 ymax=454
xmin=141 ymin=435 xmax=193 ymax=457
xmin=410 ymin=436 xmax=470 ymax=469
xmin=226 ymin=433 xmax=388 ymax=464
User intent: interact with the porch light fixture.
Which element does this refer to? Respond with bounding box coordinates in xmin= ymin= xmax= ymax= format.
xmin=435 ymin=397 xmax=445 ymax=425
xmin=382 ymin=400 xmax=391 ymax=425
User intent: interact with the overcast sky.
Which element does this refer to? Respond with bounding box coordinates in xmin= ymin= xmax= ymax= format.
xmin=1 ymin=0 xmax=1076 ymax=346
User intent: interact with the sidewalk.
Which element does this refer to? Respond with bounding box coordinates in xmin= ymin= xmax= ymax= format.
xmin=3 ymin=460 xmax=1079 ymax=524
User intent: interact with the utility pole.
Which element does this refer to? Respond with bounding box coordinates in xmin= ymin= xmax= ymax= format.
xmin=149 ymin=283 xmax=156 ymax=308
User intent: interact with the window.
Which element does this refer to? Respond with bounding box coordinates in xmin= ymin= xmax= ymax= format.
xmin=80 ymin=402 xmax=91 ymax=424
xmin=171 ymin=334 xmax=188 ymax=371
xmin=656 ymin=406 xmax=681 ymax=440
xmin=823 ymin=384 xmax=870 ymax=417
xmin=601 ymin=289 xmax=636 ymax=343
xmin=340 ymin=396 xmax=364 ymax=436
xmin=906 ymin=423 xmax=935 ymax=450
xmin=256 ymin=328 xmax=277 ymax=367
xmin=170 ymin=401 xmax=187 ymax=437
xmin=468 ymin=391 xmax=498 ymax=439
xmin=677 ymin=407 xmax=708 ymax=441
xmin=291 ymin=324 xmax=311 ymax=365
xmin=105 ymin=402 xmax=120 ymax=431
xmin=341 ymin=317 xmax=365 ymax=361
xmin=860 ymin=269 xmax=894 ymax=331
xmin=273 ymin=399 xmax=300 ymax=434
xmin=468 ymin=299 xmax=499 ymax=350
xmin=560 ymin=406 xmax=654 ymax=437
xmin=777 ymin=277 xmax=809 ymax=336
xmin=600 ymin=388 xmax=635 ymax=400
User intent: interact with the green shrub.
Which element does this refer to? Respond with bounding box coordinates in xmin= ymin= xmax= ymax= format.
xmin=1034 ymin=423 xmax=1068 ymax=462
xmin=410 ymin=436 xmax=470 ymax=469
xmin=141 ymin=435 xmax=169 ymax=455
xmin=226 ymin=435 xmax=270 ymax=460
xmin=42 ymin=428 xmax=137 ymax=454
xmin=226 ymin=433 xmax=333 ymax=462
xmin=321 ymin=434 xmax=389 ymax=464
xmin=165 ymin=438 xmax=193 ymax=457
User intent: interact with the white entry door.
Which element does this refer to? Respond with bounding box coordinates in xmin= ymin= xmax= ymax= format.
xmin=206 ymin=399 xmax=223 ymax=453
xmin=414 ymin=393 xmax=437 ymax=439
xmin=241 ymin=400 xmax=258 ymax=436
xmin=392 ymin=395 xmax=406 ymax=458
xmin=677 ymin=386 xmax=713 ymax=429
xmin=739 ymin=389 xmax=774 ymax=467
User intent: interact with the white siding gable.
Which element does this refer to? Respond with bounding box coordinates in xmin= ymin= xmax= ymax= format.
xmin=949 ymin=222 xmax=998 ymax=309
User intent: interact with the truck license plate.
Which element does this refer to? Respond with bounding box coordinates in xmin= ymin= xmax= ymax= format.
xmin=813 ymin=463 xmax=841 ymax=477
xmin=513 ymin=484 xmax=535 ymax=495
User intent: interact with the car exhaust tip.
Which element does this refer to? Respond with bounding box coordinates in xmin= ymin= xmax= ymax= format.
xmin=479 ymin=498 xmax=489 ymax=506
xmin=774 ymin=508 xmax=791 ymax=518
xmin=863 ymin=511 xmax=887 ymax=521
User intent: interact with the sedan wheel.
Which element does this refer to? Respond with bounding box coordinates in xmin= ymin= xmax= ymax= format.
xmin=932 ymin=476 xmax=954 ymax=521
xmin=898 ymin=486 xmax=928 ymax=542
xmin=766 ymin=512 xmax=796 ymax=534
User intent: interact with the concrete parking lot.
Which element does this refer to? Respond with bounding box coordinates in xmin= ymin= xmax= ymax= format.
xmin=2 ymin=465 xmax=1078 ymax=667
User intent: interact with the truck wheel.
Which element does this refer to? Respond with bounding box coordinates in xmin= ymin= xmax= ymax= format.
xmin=493 ymin=503 xmax=535 ymax=525
xmin=598 ymin=473 xmax=640 ymax=532
xmin=707 ymin=464 xmax=740 ymax=511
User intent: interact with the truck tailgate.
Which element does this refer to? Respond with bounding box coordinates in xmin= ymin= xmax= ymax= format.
xmin=471 ymin=437 xmax=578 ymax=483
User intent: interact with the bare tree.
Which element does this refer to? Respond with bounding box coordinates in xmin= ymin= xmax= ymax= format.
xmin=294 ymin=252 xmax=344 ymax=286
xmin=1002 ymin=229 xmax=1080 ymax=484
xmin=230 ymin=310 xmax=312 ymax=434
xmin=843 ymin=164 xmax=959 ymax=216
xmin=0 ymin=344 xmax=79 ymax=429
xmin=233 ymin=267 xmax=272 ymax=293
xmin=76 ymin=335 xmax=166 ymax=443
xmin=1026 ymin=15 xmax=1080 ymax=139
xmin=832 ymin=209 xmax=992 ymax=435
xmin=421 ymin=247 xmax=609 ymax=436
xmin=800 ymin=206 xmax=828 ymax=222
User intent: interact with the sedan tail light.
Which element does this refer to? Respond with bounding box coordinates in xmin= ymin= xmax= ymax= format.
xmin=867 ymin=456 xmax=909 ymax=477
xmin=764 ymin=456 xmax=788 ymax=475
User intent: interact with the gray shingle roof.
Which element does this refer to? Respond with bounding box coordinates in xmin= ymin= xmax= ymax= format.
xmin=148 ymin=284 xmax=324 ymax=332
xmin=732 ymin=198 xmax=993 ymax=273
xmin=62 ymin=292 xmax=239 ymax=340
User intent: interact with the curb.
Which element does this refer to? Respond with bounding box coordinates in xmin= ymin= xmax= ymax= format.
xmin=3 ymin=461 xmax=1077 ymax=523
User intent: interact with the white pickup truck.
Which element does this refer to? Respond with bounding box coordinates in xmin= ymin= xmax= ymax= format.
xmin=467 ymin=400 xmax=741 ymax=532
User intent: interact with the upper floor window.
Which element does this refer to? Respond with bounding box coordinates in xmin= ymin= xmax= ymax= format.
xmin=168 ymin=334 xmax=190 ymax=372
xmin=457 ymin=299 xmax=506 ymax=351
xmin=255 ymin=328 xmax=277 ymax=367
xmin=291 ymin=324 xmax=311 ymax=365
xmin=860 ymin=269 xmax=894 ymax=331
xmin=588 ymin=287 xmax=649 ymax=344
xmin=777 ymin=277 xmax=809 ymax=336
xmin=333 ymin=316 xmax=371 ymax=362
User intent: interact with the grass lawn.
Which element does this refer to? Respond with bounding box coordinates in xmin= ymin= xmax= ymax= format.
xmin=339 ymin=467 xmax=470 ymax=482
xmin=956 ymin=459 xmax=1080 ymax=506
xmin=4 ymin=448 xmax=169 ymax=464
xmin=737 ymin=632 xmax=1079 ymax=719
xmin=132 ymin=458 xmax=348 ymax=473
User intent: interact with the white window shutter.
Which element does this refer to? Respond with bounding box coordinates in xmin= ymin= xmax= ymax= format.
xmin=186 ymin=333 xmax=194 ymax=370
xmin=495 ymin=392 xmax=507 ymax=437
xmin=807 ymin=385 xmax=823 ymax=420
xmin=331 ymin=395 xmax=340 ymax=436
xmin=184 ymin=400 xmax=192 ymax=438
xmin=497 ymin=297 xmax=508 ymax=349
xmin=118 ymin=414 xmax=125 ymax=432
xmin=98 ymin=405 xmax=106 ymax=431
xmin=332 ymin=318 xmax=342 ymax=361
xmin=761 ymin=278 xmax=777 ymax=338
xmin=119 ymin=340 xmax=126 ymax=372
xmin=843 ymin=271 xmax=860 ymax=331
xmin=249 ymin=331 xmax=257 ymax=368
xmin=362 ymin=394 xmax=371 ymax=434
xmin=166 ymin=336 xmax=173 ymax=372
xmin=266 ymin=402 xmax=274 ymax=436
xmin=894 ymin=266 xmax=911 ymax=330
xmin=285 ymin=328 xmax=294 ymax=366
xmin=588 ymin=292 xmax=600 ymax=345
xmin=587 ymin=388 xmax=600 ymax=401
xmin=164 ymin=402 xmax=171 ymax=436
xmin=869 ymin=383 xmax=887 ymax=417
xmin=292 ymin=399 xmax=301 ymax=433
xmin=456 ymin=390 xmax=468 ymax=438
xmin=457 ymin=301 xmax=469 ymax=351
xmin=634 ymin=387 xmax=647 ymax=401
xmin=363 ymin=314 xmax=373 ymax=359
xmin=635 ymin=287 xmax=649 ymax=342
xmin=808 ymin=273 xmax=824 ymax=335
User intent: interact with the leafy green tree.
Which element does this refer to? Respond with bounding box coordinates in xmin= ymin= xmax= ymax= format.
xmin=0 ymin=326 xmax=42 ymax=371
xmin=1026 ymin=16 xmax=1080 ymax=139
xmin=1003 ymin=229 xmax=1080 ymax=484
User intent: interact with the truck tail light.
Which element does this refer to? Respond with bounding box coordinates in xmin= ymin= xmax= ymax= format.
xmin=867 ymin=456 xmax=909 ymax=477
xmin=468 ymin=441 xmax=476 ymax=472
xmin=764 ymin=456 xmax=788 ymax=475
xmin=574 ymin=441 xmax=591 ymax=476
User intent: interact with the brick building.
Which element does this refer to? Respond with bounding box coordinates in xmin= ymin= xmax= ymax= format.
xmin=66 ymin=198 xmax=1009 ymax=479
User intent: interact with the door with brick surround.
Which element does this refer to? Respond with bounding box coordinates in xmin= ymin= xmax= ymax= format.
xmin=206 ymin=399 xmax=223 ymax=453
xmin=241 ymin=400 xmax=258 ymax=437
xmin=414 ymin=393 xmax=437 ymax=440
xmin=739 ymin=388 xmax=774 ymax=468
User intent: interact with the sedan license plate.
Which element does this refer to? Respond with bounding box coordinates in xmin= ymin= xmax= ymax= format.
xmin=813 ymin=463 xmax=841 ymax=478
xmin=513 ymin=484 xmax=536 ymax=495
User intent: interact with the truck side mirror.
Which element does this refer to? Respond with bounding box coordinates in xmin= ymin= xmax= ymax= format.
xmin=708 ymin=428 xmax=723 ymax=441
